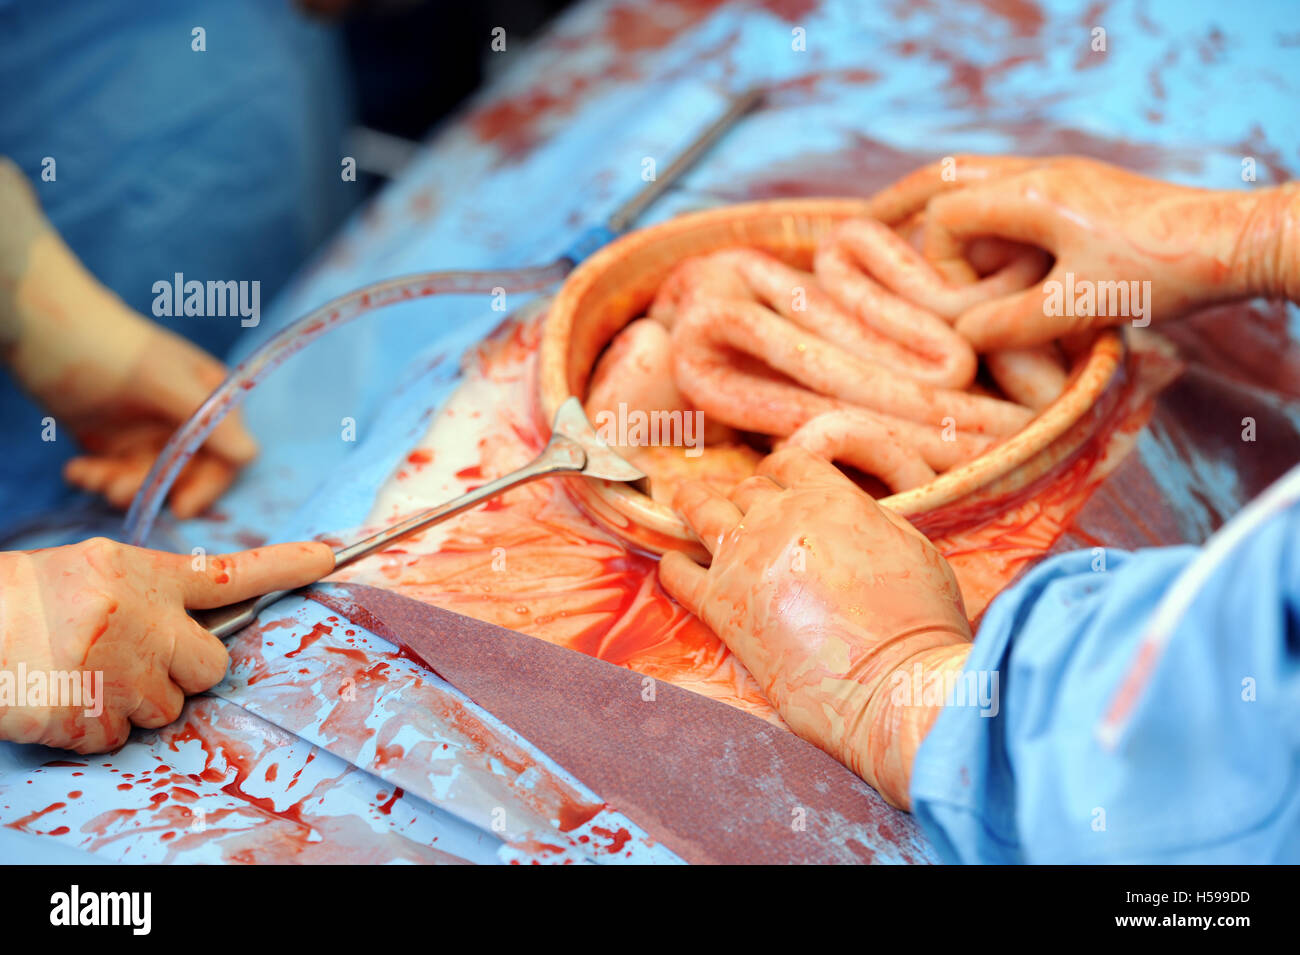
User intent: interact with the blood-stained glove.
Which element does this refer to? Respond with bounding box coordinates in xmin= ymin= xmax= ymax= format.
xmin=0 ymin=157 xmax=258 ymax=517
xmin=658 ymin=448 xmax=972 ymax=809
xmin=0 ymin=538 xmax=334 ymax=753
xmin=868 ymin=154 xmax=1300 ymax=349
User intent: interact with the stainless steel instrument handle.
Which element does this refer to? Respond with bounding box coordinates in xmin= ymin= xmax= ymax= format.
xmin=193 ymin=434 xmax=588 ymax=639
xmin=605 ymin=86 xmax=764 ymax=234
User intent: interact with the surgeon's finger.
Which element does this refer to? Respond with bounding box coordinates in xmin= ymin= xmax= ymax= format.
xmin=169 ymin=455 xmax=238 ymax=519
xmin=836 ymin=217 xmax=1050 ymax=320
xmin=728 ymin=475 xmax=783 ymax=513
xmin=169 ymin=615 xmax=232 ymax=693
xmin=64 ymin=456 xmax=119 ymax=494
xmin=202 ymin=406 xmax=259 ymax=469
xmin=922 ymin=178 xmax=1056 ymax=282
xmin=66 ymin=709 xmax=131 ymax=755
xmin=758 ymin=447 xmax=859 ymax=492
xmin=129 ymin=676 xmax=186 ymax=729
xmin=865 ymin=155 xmax=1047 ymax=225
xmin=102 ymin=458 xmax=154 ymax=510
xmin=134 ymin=335 xmax=259 ymax=466
xmin=672 ymin=481 xmax=743 ymax=555
xmin=150 ymin=541 xmax=336 ymax=608
xmin=658 ymin=551 xmax=710 ymax=617
xmin=966 ymin=237 xmax=1037 ymax=275
xmin=955 ymin=269 xmax=1088 ymax=350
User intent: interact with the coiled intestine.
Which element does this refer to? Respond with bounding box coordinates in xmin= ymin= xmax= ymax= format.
xmin=585 ymin=215 xmax=1068 ymax=501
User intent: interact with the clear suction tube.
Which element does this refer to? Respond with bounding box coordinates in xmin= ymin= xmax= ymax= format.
xmin=124 ymin=262 xmax=573 ymax=545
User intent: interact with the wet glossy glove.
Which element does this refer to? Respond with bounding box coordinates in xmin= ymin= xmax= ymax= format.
xmin=0 ymin=538 xmax=334 ymax=753
xmin=870 ymin=154 xmax=1300 ymax=349
xmin=658 ymin=448 xmax=971 ymax=808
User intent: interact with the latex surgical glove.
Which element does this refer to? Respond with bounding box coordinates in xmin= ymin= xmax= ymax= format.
xmin=0 ymin=538 xmax=335 ymax=753
xmin=658 ymin=448 xmax=972 ymax=809
xmin=0 ymin=157 xmax=258 ymax=517
xmin=883 ymin=155 xmax=1300 ymax=349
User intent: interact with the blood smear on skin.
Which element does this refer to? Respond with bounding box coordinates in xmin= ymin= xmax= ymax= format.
xmin=334 ymin=313 xmax=1167 ymax=722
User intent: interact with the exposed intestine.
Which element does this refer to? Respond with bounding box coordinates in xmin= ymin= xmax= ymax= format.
xmin=587 ymin=214 xmax=1066 ymax=494
xmin=778 ymin=410 xmax=937 ymax=493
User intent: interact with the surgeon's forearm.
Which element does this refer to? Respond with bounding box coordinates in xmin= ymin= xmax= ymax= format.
xmin=1226 ymin=182 xmax=1300 ymax=303
xmin=0 ymin=158 xmax=51 ymax=350
xmin=842 ymin=642 xmax=972 ymax=810
xmin=0 ymin=157 xmax=149 ymax=402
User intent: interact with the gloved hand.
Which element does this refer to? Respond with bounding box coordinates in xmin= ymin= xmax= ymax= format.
xmin=0 ymin=538 xmax=334 ymax=753
xmin=658 ymin=448 xmax=971 ymax=808
xmin=0 ymin=157 xmax=258 ymax=517
xmin=868 ymin=154 xmax=1299 ymax=349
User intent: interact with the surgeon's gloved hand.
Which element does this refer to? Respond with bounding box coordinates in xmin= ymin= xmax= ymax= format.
xmin=0 ymin=157 xmax=258 ymax=518
xmin=658 ymin=448 xmax=972 ymax=808
xmin=20 ymin=305 xmax=258 ymax=518
xmin=0 ymin=538 xmax=335 ymax=753
xmin=863 ymin=155 xmax=1300 ymax=348
xmin=867 ymin=154 xmax=1300 ymax=349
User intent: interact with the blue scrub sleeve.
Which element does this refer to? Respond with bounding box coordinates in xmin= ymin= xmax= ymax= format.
xmin=911 ymin=494 xmax=1300 ymax=863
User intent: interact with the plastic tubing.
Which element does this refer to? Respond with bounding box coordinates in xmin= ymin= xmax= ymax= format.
xmin=124 ymin=262 xmax=573 ymax=545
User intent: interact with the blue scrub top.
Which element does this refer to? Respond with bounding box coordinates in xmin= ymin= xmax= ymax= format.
xmin=912 ymin=465 xmax=1300 ymax=863
xmin=0 ymin=0 xmax=355 ymax=533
